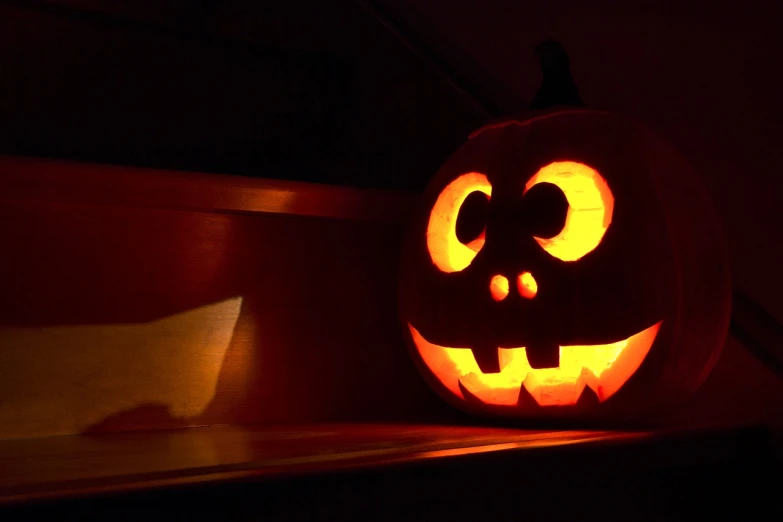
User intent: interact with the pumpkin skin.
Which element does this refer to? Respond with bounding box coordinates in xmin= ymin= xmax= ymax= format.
xmin=399 ymin=109 xmax=731 ymax=423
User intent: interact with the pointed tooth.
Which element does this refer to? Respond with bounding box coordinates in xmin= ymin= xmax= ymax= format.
xmin=517 ymin=383 xmax=541 ymax=408
xmin=458 ymin=380 xmax=486 ymax=406
xmin=576 ymin=384 xmax=600 ymax=408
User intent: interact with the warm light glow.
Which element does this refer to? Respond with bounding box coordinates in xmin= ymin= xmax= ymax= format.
xmin=489 ymin=275 xmax=510 ymax=301
xmin=0 ymin=297 xmax=243 ymax=439
xmin=409 ymin=322 xmax=660 ymax=407
xmin=517 ymin=272 xmax=537 ymax=299
xmin=427 ymin=173 xmax=492 ymax=272
xmin=525 ymin=161 xmax=614 ymax=262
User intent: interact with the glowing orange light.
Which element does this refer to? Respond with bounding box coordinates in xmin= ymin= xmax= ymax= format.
xmin=517 ymin=272 xmax=537 ymax=299
xmin=427 ymin=173 xmax=491 ymax=272
xmin=525 ymin=161 xmax=614 ymax=262
xmin=489 ymin=275 xmax=510 ymax=301
xmin=409 ymin=322 xmax=660 ymax=407
xmin=0 ymin=297 xmax=243 ymax=439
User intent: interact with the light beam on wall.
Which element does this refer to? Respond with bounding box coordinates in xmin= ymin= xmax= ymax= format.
xmin=0 ymin=297 xmax=243 ymax=440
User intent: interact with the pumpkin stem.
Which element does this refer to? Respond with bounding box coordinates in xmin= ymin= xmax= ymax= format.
xmin=529 ymin=40 xmax=584 ymax=110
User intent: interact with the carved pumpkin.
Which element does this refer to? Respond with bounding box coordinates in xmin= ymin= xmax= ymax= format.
xmin=399 ymin=109 xmax=731 ymax=422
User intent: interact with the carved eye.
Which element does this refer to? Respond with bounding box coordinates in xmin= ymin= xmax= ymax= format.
xmin=427 ymin=173 xmax=492 ymax=272
xmin=521 ymin=181 xmax=569 ymax=240
xmin=524 ymin=161 xmax=614 ymax=262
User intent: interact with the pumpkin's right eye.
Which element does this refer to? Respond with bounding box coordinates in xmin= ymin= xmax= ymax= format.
xmin=524 ymin=161 xmax=614 ymax=262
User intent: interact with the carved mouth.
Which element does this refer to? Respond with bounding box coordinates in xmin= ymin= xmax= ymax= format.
xmin=408 ymin=322 xmax=661 ymax=407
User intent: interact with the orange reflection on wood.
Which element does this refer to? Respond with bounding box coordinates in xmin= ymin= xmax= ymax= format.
xmin=0 ymin=297 xmax=242 ymax=440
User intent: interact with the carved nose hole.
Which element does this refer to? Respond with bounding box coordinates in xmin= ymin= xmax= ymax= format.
xmin=489 ymin=274 xmax=510 ymax=302
xmin=517 ymin=271 xmax=538 ymax=299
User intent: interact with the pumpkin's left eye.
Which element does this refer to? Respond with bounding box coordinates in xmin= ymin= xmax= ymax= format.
xmin=427 ymin=172 xmax=492 ymax=273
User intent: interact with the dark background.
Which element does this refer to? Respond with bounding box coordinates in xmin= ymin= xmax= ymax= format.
xmin=1 ymin=0 xmax=782 ymax=325
xmin=0 ymin=0 xmax=485 ymax=191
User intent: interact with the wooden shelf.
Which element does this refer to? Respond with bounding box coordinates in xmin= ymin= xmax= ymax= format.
xmin=1 ymin=423 xmax=774 ymax=510
xmin=0 ymin=155 xmax=418 ymax=222
xmin=0 ymin=424 xmax=630 ymax=504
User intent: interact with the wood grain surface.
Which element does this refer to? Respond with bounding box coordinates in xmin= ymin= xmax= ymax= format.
xmin=0 ymin=422 xmax=746 ymax=505
xmin=0 ymin=156 xmax=417 ymax=221
xmin=0 ymin=196 xmax=461 ymax=439
xmin=0 ymin=157 xmax=447 ymax=440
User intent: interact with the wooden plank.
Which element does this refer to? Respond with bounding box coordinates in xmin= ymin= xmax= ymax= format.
xmin=0 ymin=197 xmax=449 ymax=440
xmin=0 ymin=423 xmax=696 ymax=504
xmin=0 ymin=156 xmax=418 ymax=221
xmin=0 ymin=423 xmax=774 ymax=520
xmin=0 ymin=422 xmax=771 ymax=509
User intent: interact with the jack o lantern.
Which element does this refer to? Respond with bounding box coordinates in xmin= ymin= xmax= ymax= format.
xmin=399 ymin=109 xmax=731 ymax=422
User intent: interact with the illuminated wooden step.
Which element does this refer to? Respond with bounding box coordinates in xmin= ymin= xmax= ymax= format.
xmin=0 ymin=424 xmax=772 ymax=520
